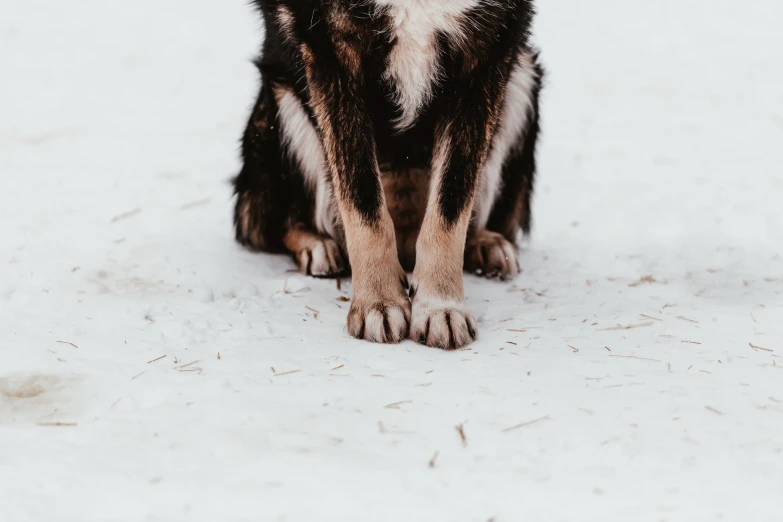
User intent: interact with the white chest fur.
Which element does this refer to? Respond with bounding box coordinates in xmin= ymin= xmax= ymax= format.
xmin=373 ymin=0 xmax=479 ymax=131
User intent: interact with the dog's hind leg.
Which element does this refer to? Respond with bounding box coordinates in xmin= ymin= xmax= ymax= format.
xmin=235 ymin=74 xmax=348 ymax=278
xmin=233 ymin=79 xmax=290 ymax=253
xmin=467 ymin=52 xmax=543 ymax=280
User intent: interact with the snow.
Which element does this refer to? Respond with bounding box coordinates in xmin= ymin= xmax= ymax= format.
xmin=1 ymin=0 xmax=782 ymax=520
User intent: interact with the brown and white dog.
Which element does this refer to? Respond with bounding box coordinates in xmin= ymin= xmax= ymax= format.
xmin=234 ymin=0 xmax=543 ymax=349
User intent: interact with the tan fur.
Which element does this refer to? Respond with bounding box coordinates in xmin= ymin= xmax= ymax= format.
xmin=341 ymin=208 xmax=410 ymax=343
xmin=324 ymin=6 xmax=363 ymax=75
xmin=410 ymin=207 xmax=476 ymax=349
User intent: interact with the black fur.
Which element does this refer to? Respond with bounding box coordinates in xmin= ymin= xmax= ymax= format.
xmin=234 ymin=0 xmax=542 ymax=263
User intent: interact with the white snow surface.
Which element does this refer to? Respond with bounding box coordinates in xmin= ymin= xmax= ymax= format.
xmin=2 ymin=1 xmax=782 ymax=521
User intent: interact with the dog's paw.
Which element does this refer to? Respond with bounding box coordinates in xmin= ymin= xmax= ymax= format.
xmin=410 ymin=297 xmax=477 ymax=350
xmin=294 ymin=238 xmax=346 ymax=277
xmin=465 ymin=230 xmax=520 ymax=280
xmin=348 ymin=295 xmax=411 ymax=344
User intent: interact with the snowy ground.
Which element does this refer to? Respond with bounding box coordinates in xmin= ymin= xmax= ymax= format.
xmin=1 ymin=1 xmax=782 ymax=521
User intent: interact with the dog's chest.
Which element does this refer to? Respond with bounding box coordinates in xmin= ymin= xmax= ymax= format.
xmin=371 ymin=0 xmax=478 ymax=130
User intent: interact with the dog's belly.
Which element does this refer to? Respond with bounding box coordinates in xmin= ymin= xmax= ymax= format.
xmin=380 ymin=165 xmax=429 ymax=271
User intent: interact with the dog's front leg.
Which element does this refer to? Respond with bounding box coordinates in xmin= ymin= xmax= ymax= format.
xmin=301 ymin=46 xmax=410 ymax=344
xmin=410 ymin=66 xmax=509 ymax=350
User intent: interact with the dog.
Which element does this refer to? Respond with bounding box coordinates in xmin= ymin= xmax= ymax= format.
xmin=234 ymin=0 xmax=543 ymax=349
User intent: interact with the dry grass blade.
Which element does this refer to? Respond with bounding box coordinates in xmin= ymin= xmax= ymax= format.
xmin=629 ymin=275 xmax=657 ymax=287
xmin=750 ymin=342 xmax=774 ymax=352
xmin=147 ymin=355 xmax=166 ymax=364
xmin=640 ymin=314 xmax=663 ymax=322
xmin=609 ymin=354 xmax=661 ymax=363
xmin=456 ymin=424 xmax=467 ymax=447
xmin=56 ymin=341 xmax=78 ymax=348
xmin=111 ymin=207 xmax=141 ymax=223
xmin=273 ymin=370 xmax=301 ymax=377
xmin=331 ymin=364 xmax=345 ymax=371
xmin=37 ymin=422 xmax=77 ymax=427
xmin=677 ymin=316 xmax=699 ymax=324
xmin=180 ymin=198 xmax=210 ymax=210
xmin=502 ymin=415 xmax=551 ymax=433
xmin=385 ymin=400 xmax=412 ymax=410
xmin=602 ymin=321 xmax=654 ymax=331
xmin=705 ymin=406 xmax=724 ymax=416
xmin=174 ymin=360 xmax=200 ymax=370
xmin=429 ymin=451 xmax=439 ymax=468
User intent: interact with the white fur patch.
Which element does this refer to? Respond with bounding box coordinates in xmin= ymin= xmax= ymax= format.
xmin=374 ymin=0 xmax=479 ymax=131
xmin=273 ymin=85 xmax=338 ymax=238
xmin=474 ymin=53 xmax=539 ymax=230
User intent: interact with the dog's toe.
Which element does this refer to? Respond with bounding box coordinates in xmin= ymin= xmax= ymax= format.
xmin=465 ymin=230 xmax=520 ymax=280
